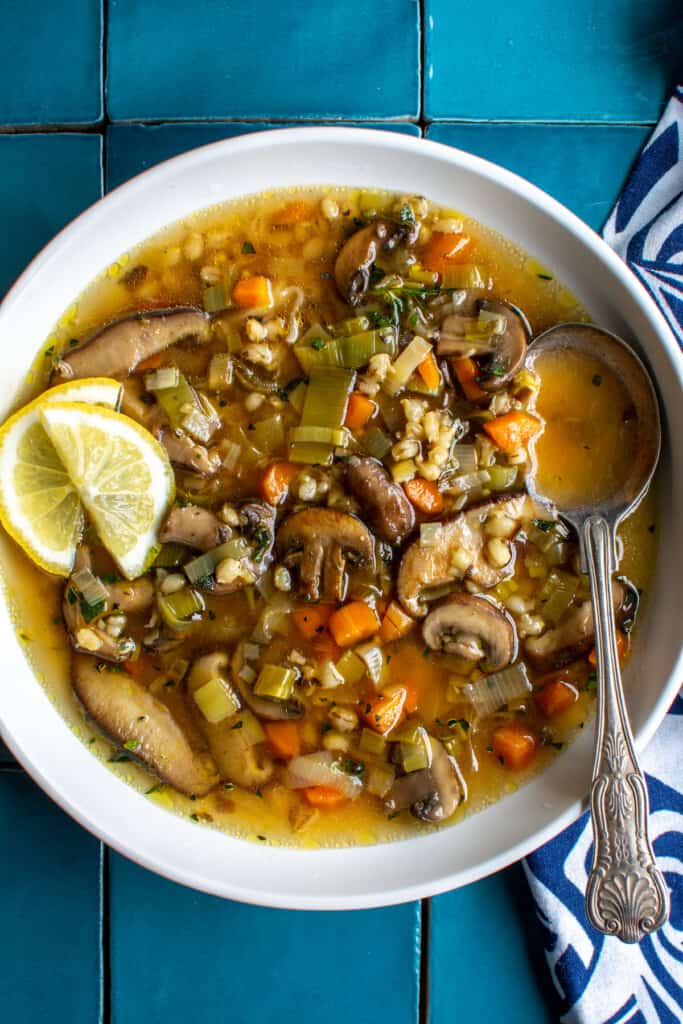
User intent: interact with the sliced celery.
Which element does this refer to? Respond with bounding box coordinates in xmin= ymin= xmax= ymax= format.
xmin=193 ymin=677 xmax=241 ymax=724
xmin=254 ymin=664 xmax=297 ymax=701
xmin=359 ymin=728 xmax=387 ymax=756
xmin=287 ymin=379 xmax=307 ymax=415
xmin=155 ymin=371 xmax=217 ymax=443
xmin=208 ymin=353 xmax=232 ymax=391
xmin=294 ymin=329 xmax=397 ymax=373
xmin=145 ymin=366 xmax=180 ymax=391
xmin=299 ymin=367 xmax=355 ymax=428
xmin=203 ymin=283 xmax=227 ymax=313
xmin=333 ymin=315 xmax=371 ymax=337
xmin=335 ymin=649 xmax=366 ymax=686
xmin=158 ymin=588 xmax=205 ymax=631
xmin=250 ymin=414 xmax=286 ymax=455
xmin=154 ymin=542 xmax=189 ymax=567
xmin=184 ymin=538 xmax=249 ymax=585
xmin=540 ymin=570 xmax=579 ymax=624
xmin=289 ymin=442 xmax=334 ymax=466
xmin=290 ymin=425 xmax=348 ymax=447
xmin=486 ymin=465 xmax=518 ymax=491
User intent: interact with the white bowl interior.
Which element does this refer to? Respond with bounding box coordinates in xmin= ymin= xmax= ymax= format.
xmin=0 ymin=127 xmax=681 ymax=909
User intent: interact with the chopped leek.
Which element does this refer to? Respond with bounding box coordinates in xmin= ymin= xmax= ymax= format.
xmin=208 ymin=353 xmax=233 ymax=391
xmin=362 ymin=425 xmax=393 ymax=459
xmin=440 ymin=264 xmax=486 ymax=290
xmin=184 ymin=539 xmax=249 ymax=585
xmin=144 ymin=366 xmax=180 ymax=391
xmin=408 ymin=265 xmax=439 ymax=286
xmin=158 ymin=587 xmax=205 ymax=631
xmin=441 ymin=469 xmax=489 ymax=495
xmin=366 ymin=763 xmax=396 ymax=798
xmin=486 ymin=465 xmax=518 ymax=491
xmin=203 ymin=283 xmax=227 ymax=312
xmin=193 ymin=677 xmax=241 ymax=724
xmin=463 ymin=663 xmax=531 ymax=718
xmin=396 ymin=724 xmax=431 ymax=773
xmin=154 ymin=543 xmax=189 ymax=567
xmin=360 ymin=729 xmax=387 ymax=756
xmin=384 ymin=337 xmax=432 ymax=394
xmin=254 ymin=664 xmax=297 ymax=701
xmin=294 ymin=328 xmax=397 ymax=373
xmin=299 ymin=366 xmax=354 ymax=429
xmin=155 ymin=371 xmax=218 ymax=443
xmin=288 ymin=442 xmax=334 ymax=466
xmin=290 ymin=425 xmax=349 ymax=447
xmin=250 ymin=414 xmax=286 ymax=455
xmin=539 ymin=570 xmax=579 ymax=624
xmin=452 ymin=444 xmax=478 ymax=475
xmin=335 ymin=649 xmax=367 ymax=686
xmin=71 ymin=567 xmax=108 ymax=622
xmin=333 ymin=315 xmax=371 ymax=337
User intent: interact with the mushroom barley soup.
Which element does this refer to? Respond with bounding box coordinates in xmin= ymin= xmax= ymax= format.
xmin=0 ymin=188 xmax=657 ymax=847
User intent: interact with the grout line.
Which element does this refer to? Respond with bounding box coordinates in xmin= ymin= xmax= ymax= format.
xmin=419 ymin=898 xmax=431 ymax=1024
xmin=101 ymin=0 xmax=110 ymax=127
xmin=101 ymin=844 xmax=112 ymax=1024
xmin=418 ymin=0 xmax=426 ymax=128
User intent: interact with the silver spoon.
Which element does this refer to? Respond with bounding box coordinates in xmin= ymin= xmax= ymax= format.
xmin=526 ymin=322 xmax=669 ymax=944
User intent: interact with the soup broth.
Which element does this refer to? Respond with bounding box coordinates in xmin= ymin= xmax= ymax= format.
xmin=0 ymin=187 xmax=657 ymax=847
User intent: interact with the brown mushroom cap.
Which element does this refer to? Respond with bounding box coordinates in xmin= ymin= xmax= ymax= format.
xmin=334 ymin=220 xmax=420 ymax=306
xmin=55 ymin=307 xmax=211 ymax=381
xmin=397 ymin=493 xmax=526 ymax=618
xmin=73 ymin=654 xmax=218 ymax=796
xmin=437 ymin=299 xmax=529 ymax=392
xmin=160 ymin=504 xmax=229 ymax=552
xmin=385 ymin=736 xmax=466 ymax=822
xmin=422 ymin=593 xmax=517 ymax=673
xmin=187 ymin=651 xmax=275 ymax=789
xmin=346 ymin=456 xmax=415 ymax=545
xmin=525 ymin=579 xmax=636 ymax=672
xmin=276 ymin=507 xmax=373 ymax=602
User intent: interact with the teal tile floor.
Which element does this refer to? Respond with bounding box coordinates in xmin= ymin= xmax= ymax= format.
xmin=0 ymin=1 xmax=671 ymax=1020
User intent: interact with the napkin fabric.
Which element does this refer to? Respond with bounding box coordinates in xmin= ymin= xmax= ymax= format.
xmin=523 ymin=86 xmax=683 ymax=1024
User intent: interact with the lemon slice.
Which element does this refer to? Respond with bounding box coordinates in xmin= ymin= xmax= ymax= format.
xmin=0 ymin=378 xmax=123 ymax=575
xmin=40 ymin=402 xmax=175 ymax=580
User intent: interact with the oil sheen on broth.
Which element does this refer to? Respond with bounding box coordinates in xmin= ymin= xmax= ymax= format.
xmin=532 ymin=347 xmax=639 ymax=507
xmin=0 ymin=186 xmax=657 ymax=849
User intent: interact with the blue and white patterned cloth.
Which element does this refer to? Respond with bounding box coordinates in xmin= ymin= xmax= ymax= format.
xmin=524 ymin=85 xmax=683 ymax=1024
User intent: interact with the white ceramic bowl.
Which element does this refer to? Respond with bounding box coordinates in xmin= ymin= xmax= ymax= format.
xmin=0 ymin=127 xmax=681 ymax=909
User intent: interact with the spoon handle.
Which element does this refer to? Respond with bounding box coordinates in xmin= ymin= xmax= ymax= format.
xmin=582 ymin=514 xmax=669 ymax=943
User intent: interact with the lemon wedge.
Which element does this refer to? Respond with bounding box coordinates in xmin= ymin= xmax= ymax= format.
xmin=40 ymin=402 xmax=175 ymax=580
xmin=0 ymin=378 xmax=122 ymax=575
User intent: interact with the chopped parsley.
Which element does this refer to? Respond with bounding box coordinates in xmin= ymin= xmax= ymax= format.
xmin=123 ymin=739 xmax=140 ymax=751
xmin=587 ymin=672 xmax=598 ymax=692
xmin=592 ymin=374 xmax=603 ymax=387
xmin=251 ymin=526 xmax=271 ymax=562
xmin=342 ymin=758 xmax=365 ymax=776
xmin=310 ymin=337 xmax=326 ymax=351
xmin=537 ymin=272 xmax=553 ymax=281
xmin=231 ymin=719 xmax=244 ymax=730
xmin=399 ymin=203 xmax=414 ymax=223
xmin=448 ymin=718 xmax=470 ymax=731
xmin=241 ymin=240 xmax=255 ymax=254
xmin=531 ymin=518 xmax=554 ymax=532
xmin=108 ymin=752 xmax=131 ymax=763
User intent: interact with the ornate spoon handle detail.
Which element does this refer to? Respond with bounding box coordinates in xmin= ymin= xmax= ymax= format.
xmin=582 ymin=515 xmax=669 ymax=943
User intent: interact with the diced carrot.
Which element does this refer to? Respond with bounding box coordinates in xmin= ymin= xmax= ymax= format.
xmin=328 ymin=601 xmax=380 ymax=648
xmin=134 ymin=352 xmax=166 ymax=374
xmin=484 ymin=410 xmax=541 ymax=454
xmin=417 ymin=351 xmax=441 ymax=391
xmin=360 ymin=687 xmax=407 ymax=735
xmin=293 ymin=605 xmax=334 ymax=641
xmin=311 ymin=634 xmax=343 ymax=665
xmin=303 ymin=786 xmax=348 ymax=808
xmin=379 ymin=601 xmax=416 ymax=644
xmin=492 ymin=724 xmax=538 ymax=770
xmin=588 ymin=631 xmax=628 ymax=667
xmin=423 ymin=231 xmax=471 ymax=273
xmin=344 ymin=392 xmax=376 ymax=431
xmin=264 ymin=721 xmax=301 ymax=760
xmin=232 ymin=275 xmax=273 ymax=309
xmin=272 ymin=200 xmax=315 ymax=226
xmin=259 ymin=462 xmax=298 ymax=505
xmin=452 ymin=357 xmax=486 ymax=401
xmin=536 ymin=678 xmax=579 ymax=719
xmin=403 ymin=477 xmax=444 ymax=516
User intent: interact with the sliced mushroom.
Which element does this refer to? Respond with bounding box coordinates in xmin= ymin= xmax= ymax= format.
xmin=62 ymin=548 xmax=151 ymax=662
xmin=155 ymin=427 xmax=221 ymax=477
xmin=186 ymin=652 xmax=274 ymax=790
xmin=397 ymin=494 xmax=525 ymax=617
xmin=160 ymin=504 xmax=229 ymax=552
xmin=334 ymin=220 xmax=420 ymax=306
xmin=437 ymin=299 xmax=529 ymax=391
xmin=525 ymin=579 xmax=636 ymax=672
xmin=56 ymin=307 xmax=212 ymax=380
xmin=385 ymin=736 xmax=466 ymax=822
xmin=73 ymin=654 xmax=218 ymax=796
xmin=231 ymin=643 xmax=304 ymax=721
xmin=422 ymin=593 xmax=517 ymax=672
xmin=346 ymin=456 xmax=415 ymax=545
xmin=210 ymin=501 xmax=276 ymax=595
xmin=276 ymin=508 xmax=374 ymax=602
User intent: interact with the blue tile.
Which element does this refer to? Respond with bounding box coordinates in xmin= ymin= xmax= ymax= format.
xmin=0 ymin=134 xmax=103 ymax=297
xmin=0 ymin=770 xmax=102 ymax=1022
xmin=110 ymin=852 xmax=420 ymax=1024
xmin=425 ymin=0 xmax=682 ymax=123
xmin=430 ymin=870 xmax=554 ymax=1023
xmin=107 ymin=0 xmax=419 ymax=121
xmin=427 ymin=123 xmax=650 ymax=230
xmin=106 ymin=122 xmax=420 ymax=191
xmin=0 ymin=0 xmax=102 ymax=125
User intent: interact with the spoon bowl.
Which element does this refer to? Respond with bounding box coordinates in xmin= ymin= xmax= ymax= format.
xmin=526 ymin=322 xmax=669 ymax=943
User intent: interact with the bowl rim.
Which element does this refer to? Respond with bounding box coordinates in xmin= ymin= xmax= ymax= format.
xmin=1 ymin=124 xmax=682 ymax=910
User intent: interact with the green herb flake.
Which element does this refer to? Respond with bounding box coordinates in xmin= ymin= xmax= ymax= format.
xmin=531 ymin=518 xmax=554 ymax=532
xmin=537 ymin=273 xmax=553 ymax=281
xmin=586 ymin=672 xmax=598 ymax=692
xmin=257 ymin=834 xmax=267 ymax=841
xmin=387 ymin=811 xmax=401 ymax=820
xmin=399 ymin=203 xmax=414 ymax=223
xmin=108 ymin=753 xmax=131 ymax=763
xmin=310 ymin=337 xmax=326 ymax=351
xmin=231 ymin=720 xmax=244 ymax=730
xmin=255 ymin=788 xmax=263 ymax=798
xmin=123 ymin=739 xmax=140 ymax=751
xmin=241 ymin=241 xmax=256 ymax=254
xmin=208 ymin=610 xmax=216 ymax=621
xmin=592 ymin=374 xmax=603 ymax=387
